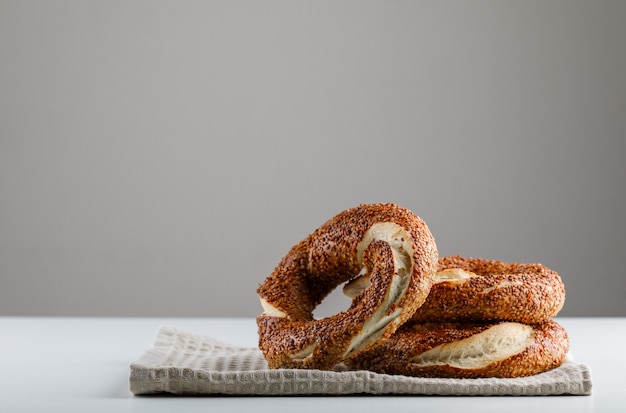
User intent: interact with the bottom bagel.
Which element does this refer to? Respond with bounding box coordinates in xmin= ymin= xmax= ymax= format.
xmin=346 ymin=320 xmax=569 ymax=378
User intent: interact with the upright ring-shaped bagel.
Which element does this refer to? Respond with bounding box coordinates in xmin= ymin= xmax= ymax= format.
xmin=256 ymin=203 xmax=438 ymax=370
xmin=346 ymin=255 xmax=565 ymax=324
xmin=346 ymin=320 xmax=570 ymax=378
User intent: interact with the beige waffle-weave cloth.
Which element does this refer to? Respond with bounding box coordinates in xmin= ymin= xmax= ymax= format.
xmin=129 ymin=325 xmax=592 ymax=396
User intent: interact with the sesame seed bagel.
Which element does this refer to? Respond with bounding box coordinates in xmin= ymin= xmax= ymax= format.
xmin=345 ymin=255 xmax=565 ymax=324
xmin=346 ymin=320 xmax=569 ymax=378
xmin=415 ymin=255 xmax=565 ymax=323
xmin=256 ymin=203 xmax=438 ymax=370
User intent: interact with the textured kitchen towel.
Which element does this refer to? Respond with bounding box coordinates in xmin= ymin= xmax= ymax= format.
xmin=129 ymin=325 xmax=592 ymax=396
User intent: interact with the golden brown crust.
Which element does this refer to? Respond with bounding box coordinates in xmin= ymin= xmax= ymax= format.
xmin=346 ymin=320 xmax=570 ymax=378
xmin=256 ymin=203 xmax=438 ymax=370
xmin=409 ymin=255 xmax=566 ymax=324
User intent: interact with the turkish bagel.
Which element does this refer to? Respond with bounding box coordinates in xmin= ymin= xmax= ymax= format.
xmin=411 ymin=255 xmax=565 ymax=324
xmin=346 ymin=320 xmax=570 ymax=378
xmin=256 ymin=203 xmax=438 ymax=370
xmin=345 ymin=255 xmax=565 ymax=324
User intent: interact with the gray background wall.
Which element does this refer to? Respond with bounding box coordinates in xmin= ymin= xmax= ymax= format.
xmin=1 ymin=0 xmax=625 ymax=317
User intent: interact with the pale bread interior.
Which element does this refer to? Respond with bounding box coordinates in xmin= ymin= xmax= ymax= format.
xmin=342 ymin=268 xmax=370 ymax=300
xmin=259 ymin=297 xmax=287 ymax=318
xmin=481 ymin=280 xmax=524 ymax=294
xmin=344 ymin=267 xmax=476 ymax=300
xmin=342 ymin=222 xmax=413 ymax=358
xmin=411 ymin=322 xmax=534 ymax=369
xmin=432 ymin=268 xmax=476 ymax=284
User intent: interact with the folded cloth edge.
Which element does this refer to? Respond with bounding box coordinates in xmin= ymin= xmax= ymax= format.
xmin=129 ymin=325 xmax=592 ymax=397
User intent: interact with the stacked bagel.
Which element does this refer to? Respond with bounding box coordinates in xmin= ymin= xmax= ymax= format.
xmin=256 ymin=203 xmax=568 ymax=378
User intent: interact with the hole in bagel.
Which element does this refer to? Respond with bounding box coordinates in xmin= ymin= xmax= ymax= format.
xmin=312 ymin=280 xmax=357 ymax=320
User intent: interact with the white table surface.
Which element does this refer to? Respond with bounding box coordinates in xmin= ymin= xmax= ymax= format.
xmin=0 ymin=317 xmax=623 ymax=413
